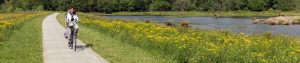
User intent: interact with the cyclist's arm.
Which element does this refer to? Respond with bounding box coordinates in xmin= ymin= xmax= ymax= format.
xmin=66 ymin=13 xmax=71 ymax=22
xmin=74 ymin=15 xmax=80 ymax=22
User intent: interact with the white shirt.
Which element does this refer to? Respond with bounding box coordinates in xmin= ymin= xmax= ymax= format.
xmin=66 ymin=13 xmax=79 ymax=22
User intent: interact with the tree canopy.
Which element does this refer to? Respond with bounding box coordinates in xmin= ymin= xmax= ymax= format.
xmin=0 ymin=0 xmax=298 ymax=13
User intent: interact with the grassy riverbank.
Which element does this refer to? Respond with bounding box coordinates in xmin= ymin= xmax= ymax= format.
xmin=110 ymin=11 xmax=300 ymax=16
xmin=57 ymin=13 xmax=177 ymax=63
xmin=0 ymin=12 xmax=50 ymax=63
xmin=78 ymin=13 xmax=300 ymax=63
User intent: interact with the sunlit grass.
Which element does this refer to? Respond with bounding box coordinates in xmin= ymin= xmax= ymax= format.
xmin=79 ymin=13 xmax=300 ymax=63
xmin=57 ymin=13 xmax=177 ymax=63
xmin=0 ymin=12 xmax=50 ymax=63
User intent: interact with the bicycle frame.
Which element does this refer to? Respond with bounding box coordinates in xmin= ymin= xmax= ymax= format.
xmin=68 ymin=21 xmax=77 ymax=51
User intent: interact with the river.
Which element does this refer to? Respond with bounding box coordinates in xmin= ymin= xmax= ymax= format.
xmin=105 ymin=15 xmax=300 ymax=36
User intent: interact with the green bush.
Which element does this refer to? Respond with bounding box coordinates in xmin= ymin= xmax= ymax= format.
xmin=6 ymin=5 xmax=14 ymax=12
xmin=0 ymin=0 xmax=299 ymax=12
xmin=246 ymin=0 xmax=268 ymax=11
xmin=14 ymin=7 xmax=23 ymax=12
xmin=172 ymin=0 xmax=193 ymax=11
xmin=36 ymin=5 xmax=44 ymax=11
xmin=273 ymin=0 xmax=296 ymax=11
xmin=149 ymin=0 xmax=171 ymax=11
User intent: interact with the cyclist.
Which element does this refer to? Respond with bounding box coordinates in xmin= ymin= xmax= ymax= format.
xmin=64 ymin=7 xmax=79 ymax=40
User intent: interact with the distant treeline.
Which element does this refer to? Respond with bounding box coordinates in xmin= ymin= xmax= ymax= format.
xmin=0 ymin=0 xmax=299 ymax=13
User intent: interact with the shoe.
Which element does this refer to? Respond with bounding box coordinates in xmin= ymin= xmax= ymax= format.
xmin=64 ymin=33 xmax=68 ymax=39
xmin=68 ymin=42 xmax=71 ymax=47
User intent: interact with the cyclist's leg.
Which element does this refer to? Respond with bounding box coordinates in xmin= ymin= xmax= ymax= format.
xmin=64 ymin=23 xmax=69 ymax=38
xmin=67 ymin=27 xmax=71 ymax=39
xmin=75 ymin=24 xmax=79 ymax=33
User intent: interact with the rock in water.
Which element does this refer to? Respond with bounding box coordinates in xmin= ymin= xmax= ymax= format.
xmin=252 ymin=16 xmax=300 ymax=25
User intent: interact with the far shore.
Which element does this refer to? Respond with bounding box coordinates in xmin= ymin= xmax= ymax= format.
xmin=93 ymin=11 xmax=300 ymax=17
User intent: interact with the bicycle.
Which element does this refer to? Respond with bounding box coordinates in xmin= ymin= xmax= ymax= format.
xmin=68 ymin=20 xmax=77 ymax=51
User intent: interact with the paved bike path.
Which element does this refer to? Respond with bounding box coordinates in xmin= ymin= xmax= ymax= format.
xmin=43 ymin=13 xmax=108 ymax=63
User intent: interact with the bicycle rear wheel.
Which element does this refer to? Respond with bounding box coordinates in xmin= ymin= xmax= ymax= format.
xmin=71 ymin=27 xmax=77 ymax=51
xmin=74 ymin=34 xmax=77 ymax=51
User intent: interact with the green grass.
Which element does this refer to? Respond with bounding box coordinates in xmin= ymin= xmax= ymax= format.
xmin=111 ymin=11 xmax=300 ymax=16
xmin=0 ymin=13 xmax=50 ymax=63
xmin=57 ymin=13 xmax=176 ymax=63
xmin=79 ymin=13 xmax=300 ymax=63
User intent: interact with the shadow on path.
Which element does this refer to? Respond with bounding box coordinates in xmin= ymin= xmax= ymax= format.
xmin=75 ymin=44 xmax=93 ymax=51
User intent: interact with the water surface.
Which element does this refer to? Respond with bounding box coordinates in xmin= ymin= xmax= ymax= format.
xmin=105 ymin=16 xmax=300 ymax=36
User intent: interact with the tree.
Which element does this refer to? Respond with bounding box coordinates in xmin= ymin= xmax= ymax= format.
xmin=126 ymin=0 xmax=151 ymax=11
xmin=207 ymin=0 xmax=223 ymax=11
xmin=96 ymin=0 xmax=118 ymax=13
xmin=43 ymin=0 xmax=58 ymax=10
xmin=172 ymin=0 xmax=192 ymax=11
xmin=0 ymin=0 xmax=298 ymax=12
xmin=36 ymin=5 xmax=44 ymax=11
xmin=297 ymin=0 xmax=300 ymax=11
xmin=273 ymin=0 xmax=296 ymax=11
xmin=149 ymin=0 xmax=171 ymax=11
xmin=222 ymin=0 xmax=245 ymax=11
xmin=246 ymin=0 xmax=268 ymax=11
xmin=0 ymin=0 xmax=4 ymax=4
xmin=193 ymin=0 xmax=208 ymax=11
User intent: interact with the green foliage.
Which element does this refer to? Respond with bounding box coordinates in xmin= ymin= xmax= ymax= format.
xmin=246 ymin=0 xmax=268 ymax=11
xmin=6 ymin=5 xmax=14 ymax=12
xmin=1 ymin=0 xmax=42 ymax=12
xmin=222 ymin=0 xmax=245 ymax=11
xmin=273 ymin=0 xmax=296 ymax=11
xmin=0 ymin=0 xmax=299 ymax=12
xmin=172 ymin=0 xmax=192 ymax=11
xmin=36 ymin=5 xmax=44 ymax=11
xmin=149 ymin=0 xmax=171 ymax=11
xmin=14 ymin=7 xmax=23 ymax=12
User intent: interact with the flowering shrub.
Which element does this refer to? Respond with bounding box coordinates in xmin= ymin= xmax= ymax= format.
xmin=0 ymin=12 xmax=48 ymax=42
xmin=80 ymin=13 xmax=300 ymax=63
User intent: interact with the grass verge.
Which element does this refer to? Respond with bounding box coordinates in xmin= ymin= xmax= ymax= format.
xmin=0 ymin=13 xmax=50 ymax=63
xmin=57 ymin=13 xmax=176 ymax=63
xmin=78 ymin=13 xmax=300 ymax=63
